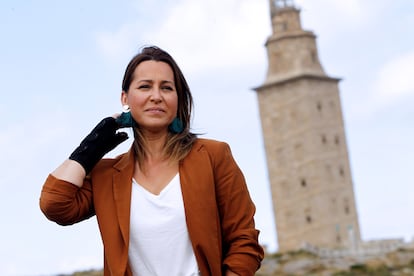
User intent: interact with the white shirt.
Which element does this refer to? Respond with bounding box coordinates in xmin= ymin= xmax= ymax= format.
xmin=128 ymin=173 xmax=199 ymax=276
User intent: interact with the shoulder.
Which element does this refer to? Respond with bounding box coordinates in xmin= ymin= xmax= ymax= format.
xmin=95 ymin=154 xmax=124 ymax=168
xmin=91 ymin=150 xmax=131 ymax=175
xmin=186 ymin=138 xmax=235 ymax=165
xmin=192 ymin=138 xmax=230 ymax=152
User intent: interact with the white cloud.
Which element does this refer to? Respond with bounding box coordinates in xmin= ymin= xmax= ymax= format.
xmin=0 ymin=110 xmax=70 ymax=161
xmin=94 ymin=0 xmax=171 ymax=64
xmin=295 ymin=0 xmax=363 ymax=23
xmin=375 ymin=51 xmax=414 ymax=104
xmin=94 ymin=0 xmax=269 ymax=73
xmin=341 ymin=50 xmax=414 ymax=120
xmin=300 ymin=0 xmax=363 ymax=18
xmin=151 ymin=0 xmax=269 ymax=71
xmin=348 ymin=50 xmax=414 ymax=118
xmin=295 ymin=0 xmax=388 ymax=41
xmin=95 ymin=21 xmax=146 ymax=64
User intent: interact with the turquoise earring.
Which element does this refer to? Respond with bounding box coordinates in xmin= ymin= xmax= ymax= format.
xmin=116 ymin=105 xmax=134 ymax=128
xmin=168 ymin=117 xmax=184 ymax=133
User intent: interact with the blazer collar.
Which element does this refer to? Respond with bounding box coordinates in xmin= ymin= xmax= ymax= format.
xmin=114 ymin=146 xmax=135 ymax=172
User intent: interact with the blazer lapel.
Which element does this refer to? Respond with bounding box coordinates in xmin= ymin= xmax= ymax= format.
xmin=113 ymin=147 xmax=135 ymax=246
xmin=179 ymin=140 xmax=221 ymax=275
xmin=180 ymin=141 xmax=214 ymax=224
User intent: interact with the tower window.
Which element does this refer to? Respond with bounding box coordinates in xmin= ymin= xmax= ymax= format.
xmin=339 ymin=166 xmax=344 ymax=177
xmin=344 ymin=199 xmax=350 ymax=214
xmin=311 ymin=50 xmax=317 ymax=63
xmin=305 ymin=207 xmax=312 ymax=224
xmin=345 ymin=206 xmax=350 ymax=214
xmin=335 ymin=135 xmax=340 ymax=145
xmin=336 ymin=235 xmax=341 ymax=243
xmin=301 ymin=178 xmax=307 ymax=187
xmin=316 ymin=101 xmax=322 ymax=112
xmin=321 ymin=134 xmax=327 ymax=144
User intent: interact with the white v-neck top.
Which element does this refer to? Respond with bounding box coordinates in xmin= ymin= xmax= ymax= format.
xmin=128 ymin=173 xmax=199 ymax=276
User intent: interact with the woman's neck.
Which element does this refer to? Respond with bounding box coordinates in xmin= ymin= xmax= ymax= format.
xmin=136 ymin=132 xmax=178 ymax=178
xmin=142 ymin=130 xmax=169 ymax=162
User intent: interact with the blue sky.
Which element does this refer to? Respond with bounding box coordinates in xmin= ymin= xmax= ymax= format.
xmin=1 ymin=0 xmax=413 ymax=275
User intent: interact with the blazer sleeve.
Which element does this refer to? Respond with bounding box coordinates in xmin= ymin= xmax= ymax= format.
xmin=39 ymin=174 xmax=95 ymax=225
xmin=212 ymin=142 xmax=264 ymax=275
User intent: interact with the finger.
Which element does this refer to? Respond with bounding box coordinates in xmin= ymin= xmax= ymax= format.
xmin=116 ymin=132 xmax=129 ymax=143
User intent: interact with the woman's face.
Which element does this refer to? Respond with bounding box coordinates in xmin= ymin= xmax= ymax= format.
xmin=121 ymin=60 xmax=178 ymax=133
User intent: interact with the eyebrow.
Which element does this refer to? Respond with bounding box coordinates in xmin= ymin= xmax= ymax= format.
xmin=137 ymin=79 xmax=174 ymax=84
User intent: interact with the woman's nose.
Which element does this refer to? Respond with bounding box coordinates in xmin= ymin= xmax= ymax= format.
xmin=150 ymin=88 xmax=162 ymax=102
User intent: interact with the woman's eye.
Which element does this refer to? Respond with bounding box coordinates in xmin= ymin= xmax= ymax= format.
xmin=138 ymin=85 xmax=150 ymax=90
xmin=162 ymin=86 xmax=173 ymax=91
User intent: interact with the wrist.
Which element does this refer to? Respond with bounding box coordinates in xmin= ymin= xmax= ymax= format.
xmin=51 ymin=159 xmax=86 ymax=187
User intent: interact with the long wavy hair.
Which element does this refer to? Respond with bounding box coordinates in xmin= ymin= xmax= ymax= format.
xmin=122 ymin=46 xmax=197 ymax=168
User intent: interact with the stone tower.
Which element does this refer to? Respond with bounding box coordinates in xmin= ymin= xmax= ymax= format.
xmin=254 ymin=0 xmax=361 ymax=252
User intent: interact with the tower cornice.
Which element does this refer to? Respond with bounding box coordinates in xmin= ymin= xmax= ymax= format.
xmin=254 ymin=74 xmax=341 ymax=92
xmin=265 ymin=30 xmax=316 ymax=46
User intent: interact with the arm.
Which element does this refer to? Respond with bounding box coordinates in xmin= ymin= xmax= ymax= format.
xmin=68 ymin=116 xmax=128 ymax=177
xmin=40 ymin=116 xmax=128 ymax=224
xmin=40 ymin=174 xmax=94 ymax=225
xmin=51 ymin=116 xmax=128 ymax=187
xmin=213 ymin=143 xmax=264 ymax=275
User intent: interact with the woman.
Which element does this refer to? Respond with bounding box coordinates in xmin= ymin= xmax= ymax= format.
xmin=40 ymin=46 xmax=264 ymax=275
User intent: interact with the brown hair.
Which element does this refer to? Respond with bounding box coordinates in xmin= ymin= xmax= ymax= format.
xmin=122 ymin=46 xmax=196 ymax=167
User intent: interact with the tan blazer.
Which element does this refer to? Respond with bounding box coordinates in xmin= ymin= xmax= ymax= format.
xmin=40 ymin=138 xmax=264 ymax=276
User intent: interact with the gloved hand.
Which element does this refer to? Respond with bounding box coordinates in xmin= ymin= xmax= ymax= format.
xmin=69 ymin=117 xmax=129 ymax=174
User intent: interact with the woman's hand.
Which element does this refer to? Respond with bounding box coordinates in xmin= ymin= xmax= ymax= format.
xmin=52 ymin=117 xmax=128 ymax=187
xmin=69 ymin=117 xmax=128 ymax=174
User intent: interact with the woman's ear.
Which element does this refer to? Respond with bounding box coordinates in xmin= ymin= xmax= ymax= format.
xmin=121 ymin=91 xmax=128 ymax=106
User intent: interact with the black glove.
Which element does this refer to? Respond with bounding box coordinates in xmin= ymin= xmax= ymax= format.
xmin=69 ymin=117 xmax=129 ymax=174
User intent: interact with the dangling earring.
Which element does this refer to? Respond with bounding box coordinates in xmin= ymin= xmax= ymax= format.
xmin=116 ymin=104 xmax=134 ymax=127
xmin=168 ymin=117 xmax=184 ymax=133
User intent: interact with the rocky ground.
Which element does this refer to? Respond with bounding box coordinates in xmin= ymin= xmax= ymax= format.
xmin=257 ymin=248 xmax=414 ymax=276
xmin=64 ymin=248 xmax=414 ymax=276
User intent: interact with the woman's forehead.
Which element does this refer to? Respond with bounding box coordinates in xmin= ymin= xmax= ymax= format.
xmin=133 ymin=60 xmax=174 ymax=81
